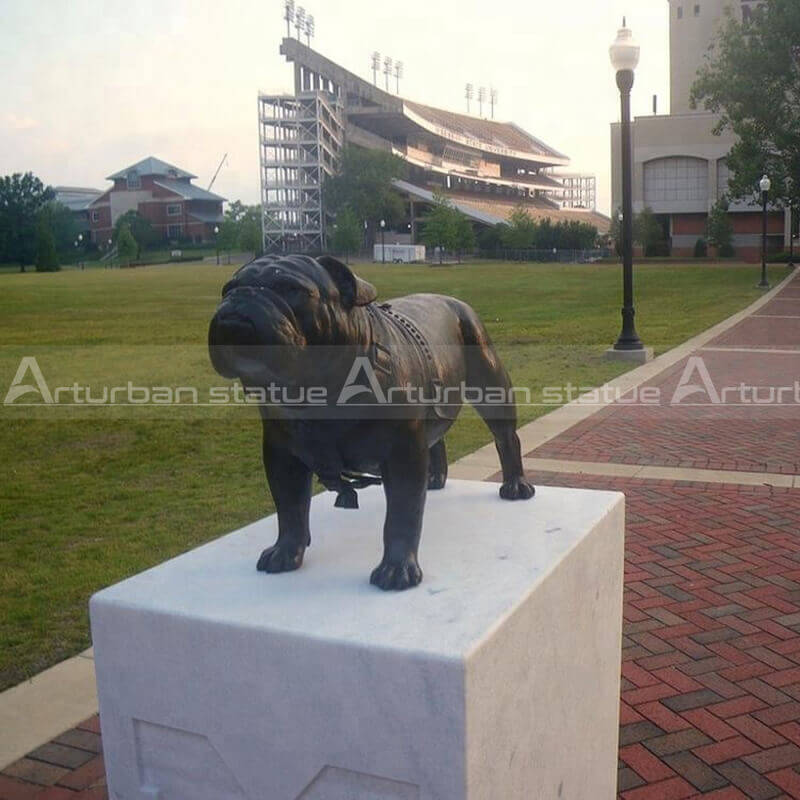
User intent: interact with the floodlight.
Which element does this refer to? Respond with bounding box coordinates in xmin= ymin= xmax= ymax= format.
xmin=383 ymin=56 xmax=393 ymax=91
xmin=394 ymin=60 xmax=403 ymax=93
xmin=306 ymin=14 xmax=315 ymax=43
xmin=284 ymin=0 xmax=295 ymax=36
xmin=295 ymin=6 xmax=306 ymax=39
xmin=371 ymin=51 xmax=381 ymax=85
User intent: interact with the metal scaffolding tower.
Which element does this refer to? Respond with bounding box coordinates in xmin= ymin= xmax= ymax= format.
xmin=258 ymin=91 xmax=343 ymax=253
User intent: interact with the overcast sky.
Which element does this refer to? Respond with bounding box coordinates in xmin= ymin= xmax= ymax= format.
xmin=0 ymin=0 xmax=671 ymax=215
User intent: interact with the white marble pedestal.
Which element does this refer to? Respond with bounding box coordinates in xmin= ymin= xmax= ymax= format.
xmin=91 ymin=480 xmax=624 ymax=800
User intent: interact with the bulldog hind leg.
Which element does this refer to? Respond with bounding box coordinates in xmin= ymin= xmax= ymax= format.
xmin=428 ymin=438 xmax=448 ymax=490
xmin=258 ymin=436 xmax=313 ymax=573
xmin=461 ymin=317 xmax=534 ymax=502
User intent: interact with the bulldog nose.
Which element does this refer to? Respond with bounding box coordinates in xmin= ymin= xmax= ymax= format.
xmin=211 ymin=308 xmax=259 ymax=346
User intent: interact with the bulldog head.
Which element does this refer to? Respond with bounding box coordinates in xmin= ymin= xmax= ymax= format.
xmin=208 ymin=254 xmax=377 ymax=387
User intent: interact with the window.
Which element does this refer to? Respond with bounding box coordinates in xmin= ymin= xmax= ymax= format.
xmin=91 ymin=210 xmax=99 ymax=222
xmin=167 ymin=224 xmax=182 ymax=239
xmin=742 ymin=4 xmax=752 ymax=22
xmin=677 ymin=5 xmax=683 ymax=18
xmin=644 ymin=157 xmax=709 ymax=205
xmin=694 ymin=4 xmax=700 ymax=15
xmin=167 ymin=204 xmax=182 ymax=216
xmin=126 ymin=171 xmax=141 ymax=190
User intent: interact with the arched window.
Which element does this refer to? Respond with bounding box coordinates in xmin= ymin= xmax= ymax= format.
xmin=644 ymin=157 xmax=708 ymax=204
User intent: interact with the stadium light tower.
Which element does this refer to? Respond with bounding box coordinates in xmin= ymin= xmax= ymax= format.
xmin=305 ymin=14 xmax=314 ymax=46
xmin=284 ymin=0 xmax=295 ymax=37
xmin=489 ymin=87 xmax=498 ymax=119
xmin=465 ymin=83 xmax=474 ymax=113
xmin=383 ymin=56 xmax=393 ymax=91
xmin=477 ymin=86 xmax=486 ymax=117
xmin=609 ymin=17 xmax=646 ymax=357
xmin=371 ymin=51 xmax=381 ymax=85
xmin=294 ymin=6 xmax=305 ymax=40
xmin=394 ymin=61 xmax=403 ymax=94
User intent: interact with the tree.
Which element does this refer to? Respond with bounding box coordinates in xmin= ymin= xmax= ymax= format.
xmin=113 ymin=210 xmax=155 ymax=258
xmin=117 ymin=223 xmax=137 ymax=266
xmin=500 ymin=206 xmax=537 ymax=249
xmin=453 ymin=212 xmax=476 ymax=262
xmin=421 ymin=193 xmax=458 ymax=263
xmin=217 ymin=219 xmax=239 ymax=262
xmin=0 ymin=172 xmax=55 ymax=271
xmin=39 ymin=201 xmax=78 ymax=261
xmin=477 ymin=223 xmax=504 ymax=253
xmin=35 ymin=217 xmax=59 ymax=272
xmin=237 ymin=205 xmax=263 ymax=256
xmin=634 ymin=207 xmax=665 ymax=256
xmin=690 ymin=0 xmax=800 ymax=208
xmin=325 ymin=146 xmax=408 ymax=235
xmin=330 ymin=207 xmax=362 ymax=262
xmin=707 ymin=198 xmax=735 ymax=256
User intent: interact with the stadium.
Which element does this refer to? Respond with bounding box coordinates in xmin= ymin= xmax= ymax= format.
xmin=259 ymin=19 xmax=608 ymax=254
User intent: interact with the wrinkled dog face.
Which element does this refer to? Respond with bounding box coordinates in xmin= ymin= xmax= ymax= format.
xmin=208 ymin=255 xmax=376 ymax=386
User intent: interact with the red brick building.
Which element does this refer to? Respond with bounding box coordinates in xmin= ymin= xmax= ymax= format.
xmin=88 ymin=157 xmax=225 ymax=245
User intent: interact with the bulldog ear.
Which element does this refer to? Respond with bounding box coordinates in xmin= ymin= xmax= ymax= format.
xmin=317 ymin=255 xmax=377 ymax=308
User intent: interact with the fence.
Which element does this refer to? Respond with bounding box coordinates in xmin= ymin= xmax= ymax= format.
xmin=479 ymin=248 xmax=612 ymax=263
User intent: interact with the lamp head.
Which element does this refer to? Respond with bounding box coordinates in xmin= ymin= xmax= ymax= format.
xmin=610 ymin=19 xmax=640 ymax=73
xmin=760 ymin=174 xmax=771 ymax=193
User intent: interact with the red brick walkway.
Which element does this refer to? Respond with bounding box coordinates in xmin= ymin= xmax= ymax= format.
xmin=2 ymin=271 xmax=799 ymax=800
xmin=527 ymin=270 xmax=800 ymax=799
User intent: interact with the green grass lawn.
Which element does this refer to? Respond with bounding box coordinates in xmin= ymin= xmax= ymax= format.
xmin=0 ymin=259 xmax=788 ymax=690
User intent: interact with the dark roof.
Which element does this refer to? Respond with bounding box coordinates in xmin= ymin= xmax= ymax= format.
xmin=107 ymin=157 xmax=197 ymax=180
xmin=153 ymin=179 xmax=225 ymax=202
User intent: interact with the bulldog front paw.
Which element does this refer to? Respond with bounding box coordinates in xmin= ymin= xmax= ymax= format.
xmin=257 ymin=542 xmax=306 ymax=573
xmin=500 ymin=478 xmax=535 ymax=501
xmin=370 ymin=554 xmax=423 ymax=591
xmin=427 ymin=471 xmax=447 ymax=490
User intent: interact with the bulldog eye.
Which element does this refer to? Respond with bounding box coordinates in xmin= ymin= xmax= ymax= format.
xmin=269 ymin=278 xmax=312 ymax=299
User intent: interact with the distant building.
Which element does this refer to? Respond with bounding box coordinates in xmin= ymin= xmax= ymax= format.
xmin=259 ymin=37 xmax=609 ymax=254
xmin=554 ymin=175 xmax=598 ymax=211
xmin=54 ymin=186 xmax=103 ymax=232
xmin=88 ymin=157 xmax=225 ymax=245
xmin=611 ymin=0 xmax=788 ymax=260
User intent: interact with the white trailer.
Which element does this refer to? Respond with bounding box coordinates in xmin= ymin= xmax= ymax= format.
xmin=373 ymin=244 xmax=426 ymax=263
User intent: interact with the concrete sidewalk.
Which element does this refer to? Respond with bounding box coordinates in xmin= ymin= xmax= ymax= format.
xmin=1 ymin=268 xmax=798 ymax=799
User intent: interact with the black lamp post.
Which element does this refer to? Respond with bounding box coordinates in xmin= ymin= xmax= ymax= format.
xmin=789 ymin=207 xmax=795 ymax=269
xmin=380 ymin=219 xmax=386 ymax=264
xmin=758 ymin=174 xmax=771 ymax=289
xmin=609 ymin=19 xmax=646 ymax=354
xmin=214 ymin=225 xmax=220 ymax=266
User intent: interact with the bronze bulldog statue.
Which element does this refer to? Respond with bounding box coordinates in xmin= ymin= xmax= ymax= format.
xmin=208 ymin=254 xmax=534 ymax=590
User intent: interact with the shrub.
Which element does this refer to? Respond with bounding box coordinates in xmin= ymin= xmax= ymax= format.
xmin=694 ymin=238 xmax=708 ymax=258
